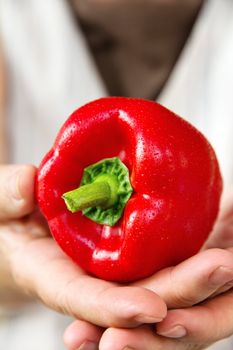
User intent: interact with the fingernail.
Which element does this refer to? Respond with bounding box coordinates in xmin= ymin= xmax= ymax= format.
xmin=77 ymin=341 xmax=98 ymax=350
xmin=8 ymin=167 xmax=24 ymax=201
xmin=157 ymin=325 xmax=187 ymax=338
xmin=227 ymin=280 xmax=233 ymax=286
xmin=135 ymin=314 xmax=164 ymax=324
xmin=211 ymin=280 xmax=233 ymax=297
xmin=209 ymin=266 xmax=233 ymax=286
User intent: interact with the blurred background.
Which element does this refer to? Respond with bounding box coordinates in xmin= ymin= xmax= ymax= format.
xmin=1 ymin=1 xmax=233 ymax=349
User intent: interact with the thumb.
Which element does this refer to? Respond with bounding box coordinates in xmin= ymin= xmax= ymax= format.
xmin=0 ymin=165 xmax=36 ymax=220
xmin=156 ymin=290 xmax=233 ymax=344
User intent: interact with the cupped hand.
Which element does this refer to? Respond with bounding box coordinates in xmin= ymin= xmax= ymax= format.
xmin=0 ymin=164 xmax=167 ymax=328
xmin=64 ymin=190 xmax=233 ymax=350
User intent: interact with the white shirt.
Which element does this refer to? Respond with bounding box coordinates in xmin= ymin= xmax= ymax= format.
xmin=159 ymin=0 xmax=233 ymax=189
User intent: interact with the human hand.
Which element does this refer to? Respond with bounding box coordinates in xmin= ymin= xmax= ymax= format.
xmin=0 ymin=164 xmax=167 ymax=328
xmin=203 ymin=187 xmax=233 ymax=250
xmin=64 ymin=248 xmax=233 ymax=349
xmin=64 ymin=193 xmax=233 ymax=349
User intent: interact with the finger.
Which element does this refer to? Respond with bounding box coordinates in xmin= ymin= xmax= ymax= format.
xmin=99 ymin=325 xmax=192 ymax=350
xmin=0 ymin=165 xmax=36 ymax=220
xmin=63 ymin=319 xmax=103 ymax=350
xmin=157 ymin=290 xmax=233 ymax=344
xmin=1 ymin=228 xmax=166 ymax=328
xmin=210 ymin=278 xmax=233 ymax=298
xmin=135 ymin=248 xmax=233 ymax=308
xmin=203 ymin=187 xmax=233 ymax=249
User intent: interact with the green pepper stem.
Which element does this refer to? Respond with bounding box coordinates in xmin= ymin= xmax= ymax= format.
xmin=62 ymin=157 xmax=133 ymax=226
xmin=62 ymin=175 xmax=118 ymax=213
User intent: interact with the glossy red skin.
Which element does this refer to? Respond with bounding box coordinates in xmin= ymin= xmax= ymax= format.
xmin=36 ymin=97 xmax=222 ymax=282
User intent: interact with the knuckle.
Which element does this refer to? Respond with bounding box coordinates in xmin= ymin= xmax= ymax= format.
xmin=15 ymin=198 xmax=34 ymax=218
xmin=169 ymin=269 xmax=196 ymax=307
xmin=100 ymin=286 xmax=142 ymax=323
xmin=170 ymin=289 xmax=196 ymax=307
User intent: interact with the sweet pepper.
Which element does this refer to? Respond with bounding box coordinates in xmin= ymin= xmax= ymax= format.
xmin=37 ymin=97 xmax=222 ymax=282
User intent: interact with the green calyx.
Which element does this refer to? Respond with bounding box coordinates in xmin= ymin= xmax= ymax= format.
xmin=62 ymin=157 xmax=133 ymax=226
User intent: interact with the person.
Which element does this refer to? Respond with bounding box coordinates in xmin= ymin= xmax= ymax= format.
xmin=0 ymin=1 xmax=233 ymax=350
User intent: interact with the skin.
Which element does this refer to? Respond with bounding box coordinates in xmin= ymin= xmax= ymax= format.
xmin=0 ymin=164 xmax=232 ymax=350
xmin=0 ymin=53 xmax=167 ymax=327
xmin=63 ymin=189 xmax=233 ymax=350
xmin=1 ymin=51 xmax=232 ymax=350
xmin=0 ymin=165 xmax=167 ymax=328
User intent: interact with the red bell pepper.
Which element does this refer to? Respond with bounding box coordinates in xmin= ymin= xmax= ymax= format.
xmin=36 ymin=97 xmax=222 ymax=282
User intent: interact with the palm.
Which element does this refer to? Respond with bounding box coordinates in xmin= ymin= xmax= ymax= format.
xmin=64 ymin=192 xmax=233 ymax=350
xmin=0 ymin=210 xmax=166 ymax=328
